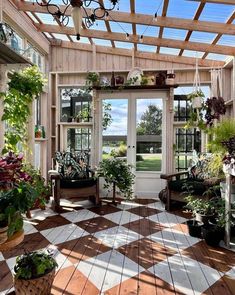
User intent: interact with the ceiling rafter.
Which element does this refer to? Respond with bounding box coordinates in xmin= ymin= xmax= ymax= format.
xmin=130 ymin=0 xmax=137 ymax=51
xmin=16 ymin=2 xmax=235 ymax=36
xmin=35 ymin=23 xmax=235 ymax=56
xmin=202 ymin=11 xmax=235 ymax=59
xmin=99 ymin=0 xmax=115 ymax=47
xmin=50 ymin=38 xmax=225 ymax=67
xmin=187 ymin=0 xmax=235 ymax=5
xmin=156 ymin=0 xmax=169 ymax=53
xmin=179 ymin=2 xmax=205 ymax=56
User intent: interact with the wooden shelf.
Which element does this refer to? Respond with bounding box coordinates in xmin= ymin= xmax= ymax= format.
xmin=93 ymin=84 xmax=178 ymax=91
xmin=35 ymin=138 xmax=48 ymax=142
xmin=59 ymin=122 xmax=93 ymax=127
xmin=0 ymin=230 xmax=24 ymax=251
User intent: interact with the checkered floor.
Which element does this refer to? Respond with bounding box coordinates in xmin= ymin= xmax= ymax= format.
xmin=1 ymin=198 xmax=235 ymax=295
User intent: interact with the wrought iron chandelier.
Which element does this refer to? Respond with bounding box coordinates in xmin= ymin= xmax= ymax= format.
xmin=35 ymin=0 xmax=119 ymax=40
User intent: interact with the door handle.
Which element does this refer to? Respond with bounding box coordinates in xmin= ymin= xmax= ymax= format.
xmin=132 ymin=146 xmax=135 ymax=148
xmin=128 ymin=145 xmax=131 ymax=148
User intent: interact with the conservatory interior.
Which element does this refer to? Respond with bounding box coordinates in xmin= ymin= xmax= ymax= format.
xmin=1 ymin=0 xmax=235 ymax=294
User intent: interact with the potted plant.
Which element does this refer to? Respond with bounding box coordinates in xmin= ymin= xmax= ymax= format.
xmin=184 ymin=195 xmax=216 ymax=224
xmin=76 ymin=105 xmax=92 ymax=123
xmin=86 ymin=71 xmax=100 ymax=87
xmin=0 ymin=212 xmax=8 ymax=244
xmin=188 ymin=89 xmax=205 ymax=109
xmin=165 ymin=73 xmax=175 ymax=85
xmin=97 ymin=157 xmax=135 ymax=203
xmin=14 ymin=250 xmax=58 ymax=295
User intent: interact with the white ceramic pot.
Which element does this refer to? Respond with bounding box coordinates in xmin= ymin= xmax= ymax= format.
xmin=192 ymin=96 xmax=202 ymax=109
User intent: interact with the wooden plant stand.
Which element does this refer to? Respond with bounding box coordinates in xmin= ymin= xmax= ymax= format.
xmin=101 ymin=183 xmax=122 ymax=206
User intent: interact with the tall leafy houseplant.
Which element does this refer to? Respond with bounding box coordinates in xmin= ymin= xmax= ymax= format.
xmin=1 ymin=66 xmax=46 ymax=154
xmin=97 ymin=158 xmax=135 ymax=202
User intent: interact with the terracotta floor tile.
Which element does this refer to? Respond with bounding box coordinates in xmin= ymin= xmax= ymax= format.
xmin=117 ymin=238 xmax=176 ymax=269
xmin=0 ymin=261 xmax=13 ymax=292
xmin=76 ymin=216 xmax=118 ymax=234
xmin=88 ymin=204 xmax=122 ymax=215
xmin=134 ymin=199 xmax=157 ymax=205
xmin=34 ymin=215 xmax=71 ymax=231
xmin=127 ymin=206 xmax=161 ymax=217
xmin=172 ymin=223 xmax=190 ymax=235
xmin=57 ymin=234 xmax=111 ymax=264
xmin=3 ymin=232 xmax=50 ymax=259
xmin=123 ymin=218 xmax=165 ymax=236
xmin=203 ymin=277 xmax=233 ymax=295
xmin=181 ymin=240 xmax=235 ymax=273
xmin=52 ymin=265 xmax=76 ymax=295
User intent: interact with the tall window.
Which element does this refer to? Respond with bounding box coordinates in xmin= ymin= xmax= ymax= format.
xmin=173 ymin=86 xmax=210 ymax=171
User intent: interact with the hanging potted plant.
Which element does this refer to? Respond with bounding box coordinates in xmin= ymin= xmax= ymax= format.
xmin=14 ymin=250 xmax=58 ymax=295
xmin=165 ymin=73 xmax=175 ymax=85
xmin=188 ymin=89 xmax=205 ymax=109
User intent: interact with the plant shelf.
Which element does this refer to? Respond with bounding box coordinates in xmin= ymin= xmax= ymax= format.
xmin=0 ymin=230 xmax=24 ymax=251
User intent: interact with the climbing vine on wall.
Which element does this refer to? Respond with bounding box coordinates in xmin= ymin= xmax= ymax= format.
xmin=1 ymin=66 xmax=46 ymax=154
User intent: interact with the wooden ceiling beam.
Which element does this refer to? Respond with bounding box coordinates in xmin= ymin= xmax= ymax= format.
xmin=130 ymin=0 xmax=137 ymax=51
xmin=35 ymin=23 xmax=235 ymax=56
xmin=187 ymin=0 xmax=235 ymax=4
xmin=156 ymin=0 xmax=169 ymax=53
xmin=99 ymin=0 xmax=115 ymax=47
xmin=16 ymin=2 xmax=235 ymax=36
xmin=202 ymin=11 xmax=235 ymax=59
xmin=179 ymin=2 xmax=205 ymax=56
xmin=49 ymin=38 xmax=225 ymax=67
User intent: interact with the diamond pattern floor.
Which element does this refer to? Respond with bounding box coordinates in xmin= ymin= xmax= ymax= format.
xmin=0 ymin=198 xmax=235 ymax=295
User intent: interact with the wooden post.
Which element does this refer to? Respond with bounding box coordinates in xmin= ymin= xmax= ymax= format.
xmin=225 ymin=173 xmax=231 ymax=248
xmin=112 ymin=182 xmax=116 ymax=204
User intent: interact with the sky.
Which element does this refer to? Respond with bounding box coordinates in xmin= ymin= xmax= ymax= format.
xmin=31 ymin=0 xmax=235 ymax=61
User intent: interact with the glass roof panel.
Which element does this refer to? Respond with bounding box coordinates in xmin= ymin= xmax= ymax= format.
xmin=190 ymin=31 xmax=217 ymax=44
xmin=136 ymin=25 xmax=159 ymax=37
xmin=163 ymin=28 xmax=187 ymax=41
xmin=182 ymin=51 xmax=204 ymax=58
xmin=167 ymin=0 xmax=198 ymax=19
xmin=115 ymin=42 xmax=133 ymax=49
xmin=92 ymin=39 xmax=112 ymax=46
xmin=27 ymin=12 xmax=40 ymax=23
xmin=137 ymin=44 xmax=157 ymax=52
xmin=52 ymin=33 xmax=71 ymax=41
xmin=206 ymin=53 xmax=227 ymax=61
xmin=135 ymin=0 xmax=163 ymax=15
xmin=35 ymin=13 xmax=55 ymax=25
xmin=89 ymin=20 xmax=107 ymax=31
xmin=199 ymin=3 xmax=234 ymax=22
xmin=109 ymin=22 xmax=132 ymax=35
xmin=159 ymin=47 xmax=180 ymax=55
xmin=217 ymin=35 xmax=235 ymax=46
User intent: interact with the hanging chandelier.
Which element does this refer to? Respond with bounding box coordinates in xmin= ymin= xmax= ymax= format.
xmin=35 ymin=0 xmax=119 ymax=40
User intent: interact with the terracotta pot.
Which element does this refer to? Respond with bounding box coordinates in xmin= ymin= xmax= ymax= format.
xmin=0 ymin=225 xmax=8 ymax=244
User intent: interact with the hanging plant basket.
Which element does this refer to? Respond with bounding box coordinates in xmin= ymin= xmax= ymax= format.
xmin=192 ymin=96 xmax=203 ymax=109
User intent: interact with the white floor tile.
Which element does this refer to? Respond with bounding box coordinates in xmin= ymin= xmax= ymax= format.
xmin=225 ymin=266 xmax=235 ymax=278
xmin=94 ymin=226 xmax=142 ymax=249
xmin=41 ymin=224 xmax=89 ymax=244
xmin=0 ymin=252 xmax=4 ymax=261
xmin=53 ymin=249 xmax=73 ymax=269
xmin=103 ymin=211 xmax=140 ymax=225
xmin=23 ymin=220 xmax=38 ymax=235
xmin=29 ymin=208 xmax=57 ymax=221
xmin=149 ymin=211 xmax=187 ymax=227
xmin=116 ymin=201 xmax=142 ymax=211
xmin=61 ymin=209 xmax=99 ymax=223
xmin=147 ymin=201 xmax=165 ymax=211
xmin=77 ymin=250 xmax=143 ymax=292
xmin=149 ymin=254 xmax=221 ymax=295
xmin=148 ymin=228 xmax=200 ymax=251
xmin=6 ymin=256 xmax=17 ymax=273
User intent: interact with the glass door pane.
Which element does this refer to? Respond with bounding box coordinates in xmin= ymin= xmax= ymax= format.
xmin=102 ymin=99 xmax=128 ymax=160
xmin=136 ymin=98 xmax=163 ymax=171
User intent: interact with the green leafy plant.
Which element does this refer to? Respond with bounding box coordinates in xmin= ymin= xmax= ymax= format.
xmin=184 ymin=195 xmax=216 ymax=216
xmin=102 ymin=101 xmax=112 ymax=131
xmin=85 ymin=72 xmax=100 ymax=89
xmin=1 ymin=66 xmax=46 ymax=153
xmin=76 ymin=105 xmax=91 ymax=122
xmin=14 ymin=250 xmax=57 ymax=280
xmin=97 ymin=158 xmax=135 ymax=200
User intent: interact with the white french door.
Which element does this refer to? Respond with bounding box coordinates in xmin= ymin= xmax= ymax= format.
xmin=100 ymin=90 xmax=167 ymax=197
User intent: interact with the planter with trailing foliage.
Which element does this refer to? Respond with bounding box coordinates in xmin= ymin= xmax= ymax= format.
xmin=14 ymin=250 xmax=57 ymax=295
xmin=201 ymin=224 xmax=224 ymax=247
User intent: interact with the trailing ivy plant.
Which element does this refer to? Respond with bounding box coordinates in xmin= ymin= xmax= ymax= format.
xmin=1 ymin=66 xmax=46 ymax=154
